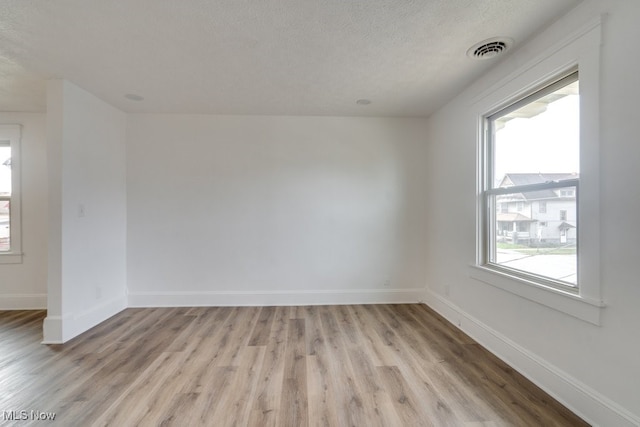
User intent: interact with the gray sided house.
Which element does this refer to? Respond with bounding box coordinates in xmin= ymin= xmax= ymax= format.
xmin=496 ymin=173 xmax=578 ymax=246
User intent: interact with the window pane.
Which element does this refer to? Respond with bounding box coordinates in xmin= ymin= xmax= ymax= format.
xmin=492 ymin=186 xmax=577 ymax=285
xmin=0 ymin=145 xmax=11 ymax=252
xmin=486 ymin=74 xmax=579 ymax=288
xmin=0 ymin=145 xmax=10 ymax=196
xmin=492 ymin=80 xmax=579 ymax=188
xmin=0 ymin=200 xmax=9 ymax=252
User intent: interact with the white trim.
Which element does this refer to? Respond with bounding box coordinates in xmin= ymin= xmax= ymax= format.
xmin=42 ymin=295 xmax=127 ymax=344
xmin=470 ymin=16 xmax=604 ymax=105
xmin=423 ymin=291 xmax=640 ymax=427
xmin=0 ymin=293 xmax=47 ymax=310
xmin=469 ymin=265 xmax=603 ymax=325
xmin=42 ymin=314 xmax=68 ymax=344
xmin=62 ymin=295 xmax=128 ymax=342
xmin=473 ymin=19 xmax=603 ymax=320
xmin=128 ymin=288 xmax=424 ymax=308
xmin=0 ymin=253 xmax=24 ymax=264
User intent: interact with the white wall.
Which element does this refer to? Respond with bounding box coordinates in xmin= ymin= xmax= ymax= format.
xmin=44 ymin=80 xmax=127 ymax=343
xmin=423 ymin=1 xmax=640 ymax=425
xmin=0 ymin=113 xmax=48 ymax=309
xmin=127 ymin=115 xmax=428 ymax=306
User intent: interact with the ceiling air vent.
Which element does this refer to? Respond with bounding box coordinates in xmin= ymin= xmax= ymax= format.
xmin=467 ymin=37 xmax=513 ymax=60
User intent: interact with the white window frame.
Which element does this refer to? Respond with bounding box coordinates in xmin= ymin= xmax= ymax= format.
xmin=469 ymin=19 xmax=604 ymax=325
xmin=483 ymin=71 xmax=579 ymax=293
xmin=0 ymin=125 xmax=23 ymax=264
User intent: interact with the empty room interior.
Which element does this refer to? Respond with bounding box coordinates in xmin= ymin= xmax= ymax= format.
xmin=1 ymin=0 xmax=639 ymax=425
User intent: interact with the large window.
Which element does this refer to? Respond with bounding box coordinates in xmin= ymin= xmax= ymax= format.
xmin=482 ymin=72 xmax=579 ymax=290
xmin=472 ymin=21 xmax=602 ymax=324
xmin=0 ymin=125 xmax=22 ymax=263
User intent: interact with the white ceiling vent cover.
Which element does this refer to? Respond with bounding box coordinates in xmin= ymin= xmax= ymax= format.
xmin=467 ymin=37 xmax=513 ymax=60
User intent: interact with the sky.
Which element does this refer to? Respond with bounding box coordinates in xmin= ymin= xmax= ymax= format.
xmin=493 ymin=92 xmax=580 ymax=186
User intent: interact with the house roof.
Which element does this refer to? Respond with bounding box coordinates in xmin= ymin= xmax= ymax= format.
xmin=558 ymin=221 xmax=576 ymax=230
xmin=499 ymin=173 xmax=578 ymax=201
xmin=500 ymin=173 xmax=578 ymax=187
xmin=496 ymin=213 xmax=537 ymax=222
xmin=520 ymin=189 xmax=559 ymax=201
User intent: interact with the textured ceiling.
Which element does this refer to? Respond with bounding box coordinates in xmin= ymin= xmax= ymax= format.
xmin=0 ymin=0 xmax=581 ymax=116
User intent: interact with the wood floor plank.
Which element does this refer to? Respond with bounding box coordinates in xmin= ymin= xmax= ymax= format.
xmin=0 ymin=305 xmax=589 ymax=426
xmin=210 ymin=346 xmax=265 ymax=426
xmin=378 ymin=365 xmax=436 ymax=427
xmin=331 ymin=307 xmax=401 ymax=427
xmin=309 ymin=306 xmax=370 ymax=427
xmin=248 ymin=306 xmax=276 ymax=346
xmin=247 ymin=306 xmax=288 ymax=427
xmin=279 ymin=318 xmax=308 ymax=427
xmin=213 ymin=306 xmax=261 ymax=367
xmin=179 ymin=365 xmax=237 ymax=426
xmin=378 ymin=305 xmax=500 ymax=423
xmin=346 ymin=305 xmax=396 ymax=366
xmin=321 ymin=307 xmax=371 ymax=425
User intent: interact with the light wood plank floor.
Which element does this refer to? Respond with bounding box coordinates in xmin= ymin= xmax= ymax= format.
xmin=0 ymin=305 xmax=588 ymax=426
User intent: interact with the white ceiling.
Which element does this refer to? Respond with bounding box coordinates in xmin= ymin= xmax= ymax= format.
xmin=0 ymin=0 xmax=581 ymax=117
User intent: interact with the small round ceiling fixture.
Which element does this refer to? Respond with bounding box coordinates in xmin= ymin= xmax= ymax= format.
xmin=356 ymin=99 xmax=371 ymax=105
xmin=467 ymin=37 xmax=513 ymax=60
xmin=124 ymin=93 xmax=144 ymax=101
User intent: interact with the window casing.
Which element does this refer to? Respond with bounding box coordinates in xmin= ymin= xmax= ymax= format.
xmin=0 ymin=125 xmax=22 ymax=264
xmin=471 ymin=18 xmax=603 ymax=325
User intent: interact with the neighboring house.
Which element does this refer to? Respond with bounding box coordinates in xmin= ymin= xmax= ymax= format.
xmin=496 ymin=173 xmax=578 ymax=245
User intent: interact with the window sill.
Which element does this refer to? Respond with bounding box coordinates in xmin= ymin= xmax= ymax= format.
xmin=0 ymin=252 xmax=23 ymax=264
xmin=468 ymin=264 xmax=604 ymax=325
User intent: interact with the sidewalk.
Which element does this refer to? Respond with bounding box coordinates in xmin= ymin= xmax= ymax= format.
xmin=496 ymin=248 xmax=577 ymax=284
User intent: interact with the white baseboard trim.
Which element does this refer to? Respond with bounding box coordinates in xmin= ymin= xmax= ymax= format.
xmin=42 ymin=314 xmax=68 ymax=344
xmin=63 ymin=295 xmax=128 ymax=343
xmin=0 ymin=293 xmax=47 ymax=310
xmin=423 ymin=289 xmax=640 ymax=427
xmin=42 ymin=295 xmax=127 ymax=344
xmin=128 ymin=288 xmax=424 ymax=308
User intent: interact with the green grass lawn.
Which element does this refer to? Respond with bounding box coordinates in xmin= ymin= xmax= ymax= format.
xmin=497 ymin=242 xmax=576 ymax=255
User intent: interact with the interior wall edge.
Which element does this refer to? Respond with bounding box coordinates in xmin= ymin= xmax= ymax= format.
xmin=41 ymin=294 xmax=127 ymax=344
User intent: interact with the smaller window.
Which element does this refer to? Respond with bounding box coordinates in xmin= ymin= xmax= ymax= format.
xmin=0 ymin=125 xmax=22 ymax=263
xmin=539 ymin=201 xmax=547 ymax=213
xmin=539 ymin=221 xmax=547 ymax=227
xmin=0 ymin=141 xmax=13 ymax=252
xmin=560 ymin=210 xmax=568 ymax=221
xmin=516 ymin=202 xmax=524 ymax=212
